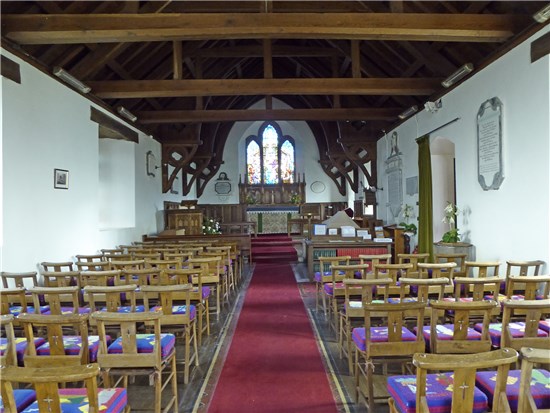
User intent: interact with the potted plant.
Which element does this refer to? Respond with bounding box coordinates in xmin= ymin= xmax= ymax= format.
xmin=399 ymin=204 xmax=417 ymax=235
xmin=441 ymin=202 xmax=460 ymax=243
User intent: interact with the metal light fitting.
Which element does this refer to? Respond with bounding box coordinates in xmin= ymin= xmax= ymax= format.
xmin=533 ymin=3 xmax=550 ymax=23
xmin=117 ymin=106 xmax=137 ymax=122
xmin=441 ymin=63 xmax=474 ymax=88
xmin=53 ymin=66 xmax=91 ymax=94
xmin=398 ymin=105 xmax=418 ymax=120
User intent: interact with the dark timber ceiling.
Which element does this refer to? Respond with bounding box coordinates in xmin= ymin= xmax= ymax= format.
xmin=2 ymin=1 xmax=548 ymax=195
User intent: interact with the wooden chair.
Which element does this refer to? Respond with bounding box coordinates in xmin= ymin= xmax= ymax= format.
xmin=478 ymin=299 xmax=550 ymax=350
xmin=75 ymin=253 xmax=104 ymax=263
xmin=0 ymin=363 xmax=129 ymax=413
xmin=353 ymin=301 xmax=426 ymax=411
xmin=0 ymin=313 xmax=47 ymax=368
xmin=338 ymin=277 xmax=392 ymax=375
xmin=475 ymin=347 xmax=550 ymax=413
xmin=326 ymin=263 xmax=370 ymax=333
xmin=83 ymin=284 xmax=143 ymax=314
xmin=314 ymin=255 xmax=351 ymax=314
xmin=91 ymin=311 xmax=178 ymax=413
xmin=101 ymin=247 xmax=125 ymax=256
xmin=372 ymin=262 xmax=413 ymax=296
xmin=0 ymin=271 xmax=40 ymax=306
xmin=28 ymin=286 xmax=90 ymax=315
xmin=434 ymin=252 xmax=467 ymax=279
xmin=505 ymin=260 xmax=545 ymax=297
xmin=41 ymin=270 xmax=81 ymax=288
xmin=18 ymin=313 xmax=93 ymax=367
xmin=358 ymin=253 xmax=392 ymax=274
xmin=392 ymin=277 xmax=451 ymax=321
xmin=0 ymin=287 xmax=39 ymax=318
xmin=397 ymin=253 xmax=430 ymax=278
xmin=79 ymin=270 xmax=123 ymax=289
xmin=75 ymin=260 xmax=111 ymax=272
xmin=425 ymin=300 xmax=497 ymax=354
xmin=207 ymin=245 xmax=236 ymax=297
xmin=387 ymin=348 xmax=519 ymax=413
xmin=141 ymin=284 xmax=198 ymax=384
xmin=187 ymin=256 xmax=223 ymax=319
xmin=417 ymin=262 xmax=457 ymax=295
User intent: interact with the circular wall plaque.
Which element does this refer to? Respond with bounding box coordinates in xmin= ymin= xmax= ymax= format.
xmin=310 ymin=181 xmax=326 ymax=193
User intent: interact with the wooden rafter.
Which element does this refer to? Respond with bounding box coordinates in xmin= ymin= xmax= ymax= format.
xmin=2 ymin=13 xmax=527 ymax=44
xmin=87 ymin=78 xmax=441 ymax=98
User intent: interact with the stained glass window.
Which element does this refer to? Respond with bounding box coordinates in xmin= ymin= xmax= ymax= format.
xmin=246 ymin=122 xmax=295 ymax=185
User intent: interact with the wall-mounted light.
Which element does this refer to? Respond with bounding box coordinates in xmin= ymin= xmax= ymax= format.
xmin=146 ymin=150 xmax=159 ymax=177
xmin=117 ymin=106 xmax=137 ymax=122
xmin=424 ymin=99 xmax=442 ymax=113
xmin=441 ymin=63 xmax=474 ymax=88
xmin=398 ymin=105 xmax=418 ymax=120
xmin=53 ymin=66 xmax=91 ymax=94
xmin=533 ymin=3 xmax=550 ymax=23
xmin=367 ymin=186 xmax=383 ymax=192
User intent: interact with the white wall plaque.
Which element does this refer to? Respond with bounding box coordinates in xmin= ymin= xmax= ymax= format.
xmin=477 ymin=97 xmax=504 ymax=190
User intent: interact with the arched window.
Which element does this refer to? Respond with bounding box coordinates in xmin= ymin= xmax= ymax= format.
xmin=246 ymin=122 xmax=295 ymax=185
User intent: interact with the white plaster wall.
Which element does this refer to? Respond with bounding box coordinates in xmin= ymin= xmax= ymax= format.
xmin=377 ymin=26 xmax=550 ymax=270
xmin=199 ymin=98 xmax=346 ymax=205
xmin=1 ymin=49 xmax=163 ymax=276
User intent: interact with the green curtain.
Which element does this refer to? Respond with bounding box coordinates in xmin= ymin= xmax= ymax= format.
xmin=417 ymin=135 xmax=434 ymax=261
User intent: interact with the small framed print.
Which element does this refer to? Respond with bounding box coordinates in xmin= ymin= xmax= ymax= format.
xmin=328 ymin=228 xmax=338 ymax=236
xmin=313 ymin=224 xmax=327 ymax=236
xmin=54 ymin=169 xmax=69 ymax=189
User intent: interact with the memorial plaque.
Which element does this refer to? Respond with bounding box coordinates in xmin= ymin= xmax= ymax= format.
xmin=477 ymin=97 xmax=504 ymax=190
xmin=385 ymin=156 xmax=403 ymax=219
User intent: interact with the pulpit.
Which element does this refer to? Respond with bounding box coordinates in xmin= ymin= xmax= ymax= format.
xmin=164 ymin=210 xmax=203 ymax=235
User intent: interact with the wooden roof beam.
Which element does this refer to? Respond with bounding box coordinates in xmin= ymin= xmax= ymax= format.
xmin=2 ymin=13 xmax=527 ymax=44
xmin=87 ymin=77 xmax=441 ymax=98
xmin=137 ymin=107 xmax=402 ymax=123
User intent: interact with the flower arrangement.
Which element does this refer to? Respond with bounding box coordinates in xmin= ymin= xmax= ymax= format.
xmin=245 ymin=194 xmax=257 ymax=204
xmin=203 ymin=217 xmax=221 ymax=235
xmin=290 ymin=192 xmax=302 ymax=204
xmin=399 ymin=204 xmax=417 ymax=234
xmin=442 ymin=202 xmax=460 ymax=243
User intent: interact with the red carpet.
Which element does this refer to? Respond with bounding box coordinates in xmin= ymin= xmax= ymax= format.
xmin=207 ymin=263 xmax=338 ymax=413
xmin=251 ymin=234 xmax=298 ymax=263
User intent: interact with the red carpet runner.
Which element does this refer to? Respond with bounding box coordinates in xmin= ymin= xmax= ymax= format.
xmin=251 ymin=235 xmax=298 ymax=263
xmin=207 ymin=263 xmax=338 ymax=413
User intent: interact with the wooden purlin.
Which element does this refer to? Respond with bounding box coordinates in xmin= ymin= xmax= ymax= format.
xmin=319 ymin=158 xmax=347 ymax=196
xmin=323 ymin=121 xmax=360 ymax=193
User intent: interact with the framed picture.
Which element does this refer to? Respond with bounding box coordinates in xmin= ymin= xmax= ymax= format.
xmin=54 ymin=169 xmax=69 ymax=189
xmin=313 ymin=224 xmax=327 ymax=236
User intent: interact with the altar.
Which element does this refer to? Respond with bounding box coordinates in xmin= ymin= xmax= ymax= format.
xmin=247 ymin=206 xmax=299 ymax=234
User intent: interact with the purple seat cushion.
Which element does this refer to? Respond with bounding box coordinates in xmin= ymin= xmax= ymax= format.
xmin=36 ymin=335 xmax=108 ymax=362
xmin=352 ymin=326 xmax=416 ymax=351
xmin=107 ymin=333 xmax=175 ymax=358
xmin=323 ymin=281 xmax=345 ymax=296
xmin=476 ymin=369 xmax=550 ymax=412
xmin=21 ymin=388 xmax=127 ymax=413
xmin=474 ymin=322 xmax=548 ymax=347
xmin=100 ymin=305 xmax=145 ymax=313
xmin=0 ymin=337 xmax=47 ymax=366
xmin=0 ymin=389 xmax=36 ymax=413
xmin=314 ymin=271 xmax=331 ymax=282
xmin=8 ymin=305 xmax=50 ymax=316
xmin=388 ymin=297 xmax=418 ymax=304
xmin=416 ymin=325 xmax=482 ymax=341
xmin=151 ymin=305 xmax=196 ymax=320
xmin=201 ymin=286 xmax=210 ymax=298
xmin=43 ymin=307 xmax=91 ymax=315
xmin=539 ymin=319 xmax=550 ymax=333
xmin=387 ymin=373 xmax=488 ymax=413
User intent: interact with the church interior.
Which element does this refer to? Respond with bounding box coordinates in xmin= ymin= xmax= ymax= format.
xmin=1 ymin=1 xmax=549 ymax=412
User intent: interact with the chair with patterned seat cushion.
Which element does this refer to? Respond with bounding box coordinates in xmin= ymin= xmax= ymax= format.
xmin=372 ymin=263 xmax=414 ymax=297
xmin=0 ymin=363 xmax=129 ymax=413
xmin=434 ymin=252 xmax=468 ymax=278
xmin=475 ymin=347 xmax=550 ymax=413
xmin=416 ymin=262 xmax=457 ymax=296
xmin=91 ymin=311 xmax=178 ymax=413
xmin=448 ymin=277 xmax=502 ymax=320
xmin=0 ymin=288 xmax=49 ymax=319
xmin=18 ymin=313 xmax=105 ymax=367
xmin=423 ymin=300 xmax=497 ymax=354
xmin=326 ymin=263 xmax=371 ymax=333
xmin=391 ymin=277 xmax=451 ymax=321
xmin=187 ymin=256 xmax=223 ymax=320
xmin=338 ymin=277 xmax=392 ymax=375
xmin=387 ymin=348 xmax=519 ymax=413
xmin=76 ymin=260 xmax=111 ymax=273
xmin=0 ymin=272 xmax=40 ymax=307
xmin=28 ymin=286 xmax=90 ymax=316
xmin=353 ymin=301 xmax=426 ymax=411
xmin=505 ymin=260 xmax=545 ymax=297
xmin=397 ymin=253 xmax=430 ymax=278
xmin=164 ymin=267 xmax=211 ymax=345
xmin=315 ymin=256 xmax=351 ymax=314
xmin=476 ymin=299 xmax=550 ymax=350
xmin=1 ymin=315 xmax=46 ymax=368
xmin=141 ymin=284 xmax=198 ymax=384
